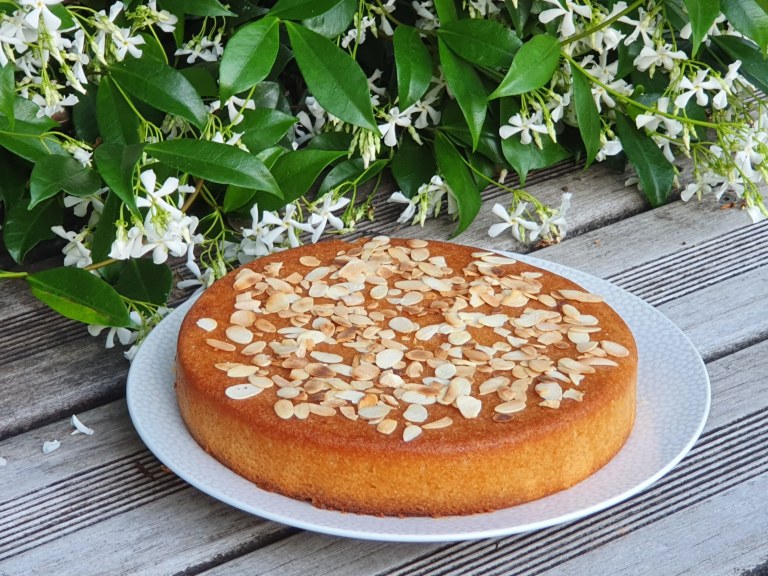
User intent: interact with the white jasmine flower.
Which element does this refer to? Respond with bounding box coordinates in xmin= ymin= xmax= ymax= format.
xmin=109 ymin=224 xmax=146 ymax=260
xmin=20 ymin=0 xmax=62 ymax=31
xmin=88 ymin=311 xmax=141 ymax=349
xmin=634 ymin=44 xmax=687 ymax=76
xmin=488 ymin=202 xmax=538 ymax=241
xmin=620 ymin=8 xmax=657 ymax=47
xmin=467 ymin=0 xmax=501 ymax=18
xmin=279 ymin=203 xmax=313 ymax=248
xmin=595 ymin=135 xmax=622 ymax=162
xmin=531 ymin=193 xmax=572 ymax=241
xmin=388 ymin=191 xmax=418 ymax=224
xmin=378 ymin=106 xmax=412 ymax=147
xmin=538 ymin=0 xmax=592 ymax=38
xmin=746 ymin=203 xmax=767 ymax=223
xmin=175 ymin=34 xmax=223 ymax=64
xmin=368 ymin=69 xmax=388 ymax=106
xmin=309 ymin=195 xmax=350 ymax=242
xmin=499 ymin=111 xmax=549 ymax=146
xmin=66 ymin=29 xmax=90 ymax=90
xmin=113 ymin=27 xmax=145 ymax=60
xmin=64 ymin=192 xmax=104 ymax=218
xmin=239 ymin=205 xmax=285 ymax=260
xmin=51 ymin=226 xmax=92 ymax=268
xmin=147 ymin=0 xmax=178 ymax=33
xmin=176 ymin=248 xmax=215 ymax=291
xmin=70 ymin=414 xmax=95 ymax=436
xmin=413 ymin=0 xmax=439 ymax=30
xmin=42 ymin=440 xmax=61 ymax=454
xmin=405 ymin=91 xmax=442 ymax=129
xmin=635 ymin=97 xmax=682 ymax=137
xmin=674 ymin=69 xmax=720 ymax=108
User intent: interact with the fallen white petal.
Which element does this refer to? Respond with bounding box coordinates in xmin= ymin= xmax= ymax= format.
xmin=70 ymin=414 xmax=95 ymax=436
xmin=42 ymin=440 xmax=61 ymax=454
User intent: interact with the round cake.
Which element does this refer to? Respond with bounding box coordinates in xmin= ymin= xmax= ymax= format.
xmin=175 ymin=237 xmax=637 ymax=516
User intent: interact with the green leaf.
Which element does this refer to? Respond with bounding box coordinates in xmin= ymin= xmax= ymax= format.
xmin=711 ymin=36 xmax=768 ymax=94
xmin=0 ymin=149 xmax=28 ymax=210
xmin=109 ymin=59 xmax=208 ymax=130
xmin=72 ymin=86 xmax=100 ymax=144
xmin=0 ymin=116 xmax=66 ymax=162
xmin=391 ymin=137 xmax=437 ymax=197
xmin=505 ymin=0 xmax=532 ymax=35
xmin=489 ymin=34 xmax=561 ymax=99
xmin=29 ymin=155 xmax=103 ymax=209
xmin=256 ymin=148 xmax=347 ymax=211
xmin=440 ymin=100 xmax=505 ymax=166
xmin=157 ymin=0 xmax=235 ymax=17
xmin=438 ymin=19 xmax=522 ymax=68
xmin=90 ymin=191 xmax=122 ymax=264
xmin=435 ymin=132 xmax=480 ymax=238
xmin=219 ymin=17 xmax=280 ymax=101
xmin=571 ymin=66 xmax=601 ymax=167
xmin=302 ymin=0 xmax=356 ymax=37
xmin=438 ymin=38 xmax=488 ymax=151
xmin=180 ymin=66 xmax=219 ymax=98
xmin=270 ymin=0 xmax=346 ymax=19
xmin=393 ymin=25 xmax=434 ymax=109
xmin=97 ymin=76 xmax=140 ymax=145
xmin=93 ymin=143 xmax=144 ymax=216
xmin=722 ymin=0 xmax=768 ymax=55
xmin=285 ymin=22 xmax=378 ymax=131
xmin=238 ymin=108 xmax=298 ymax=153
xmin=3 ymin=197 xmax=61 ymax=263
xmin=115 ymin=259 xmax=173 ymax=311
xmin=684 ymin=0 xmax=721 ymax=55
xmin=0 ymin=64 xmax=15 ymax=129
xmin=615 ymin=113 xmax=675 ymax=207
xmin=433 ymin=0 xmax=458 ymax=23
xmin=319 ymin=158 xmax=388 ymax=196
xmin=27 ymin=267 xmax=132 ymax=327
xmin=146 ymin=139 xmax=282 ymax=196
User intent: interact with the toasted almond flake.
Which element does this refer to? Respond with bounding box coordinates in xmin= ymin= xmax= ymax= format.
xmin=580 ymin=357 xmax=619 ymax=367
xmin=233 ymin=270 xmax=262 ymax=291
xmin=528 ymin=358 xmax=552 ymax=373
xmin=274 ymin=399 xmax=294 ymax=419
xmin=248 ymin=375 xmax=274 ymax=388
xmin=293 ymin=403 xmax=311 ymax=420
xmin=442 ymin=377 xmax=471 ymax=404
xmin=403 ymin=424 xmax=423 ymax=442
xmin=403 ymin=404 xmax=429 ymax=423
xmin=299 ymin=255 xmax=321 ymax=267
xmin=70 ymin=414 xmax=94 ymax=436
xmin=226 ymin=384 xmax=263 ymax=399
xmin=407 ymin=239 xmax=429 ymax=248
xmin=388 ymin=316 xmax=414 ymax=333
xmin=455 ymin=395 xmax=482 ymax=419
xmin=563 ymin=388 xmax=584 ymax=401
xmin=226 ymin=325 xmax=254 ymax=345
xmin=196 ymin=318 xmax=217 ymax=332
xmin=340 ymin=405 xmax=358 ymax=420
xmin=422 ymin=417 xmax=453 ymax=430
xmin=400 ymin=390 xmax=437 ymax=405
xmin=310 ymin=351 xmax=344 ymax=364
xmin=377 ymin=418 xmax=398 ymax=434
xmin=277 ymin=387 xmax=301 ymax=399
xmin=375 ymin=348 xmax=404 ymax=369
xmin=538 ymin=294 xmax=557 ymax=307
xmin=558 ymin=357 xmax=596 ymax=374
xmin=309 ymin=404 xmax=336 ymax=417
xmin=576 ymin=341 xmax=598 ymax=353
xmin=559 ymin=289 xmax=604 ymax=303
xmin=479 ymin=254 xmax=517 ymax=265
xmin=227 ymin=364 xmax=259 ymax=378
xmin=206 ymin=338 xmax=236 ymax=352
xmin=308 ymin=282 xmax=328 ymax=298
xmin=229 ymin=310 xmax=256 ymax=327
xmin=265 ymin=293 xmax=290 ymax=313
xmin=434 ymin=362 xmax=457 ymax=380
xmin=535 ymin=382 xmax=563 ymax=401
xmin=415 ymin=324 xmax=439 ymax=341
xmin=567 ymin=330 xmax=590 ymax=344
xmin=601 ymin=340 xmax=630 ymax=357
xmin=305 ymin=266 xmax=331 ymax=282
xmin=410 ymin=247 xmax=430 ymax=261
xmin=448 ymin=331 xmax=472 ymax=346
xmin=42 ymin=440 xmax=61 ymax=454
xmin=539 ymin=399 xmax=561 ymax=409
xmin=422 ymin=276 xmax=452 ymax=292
xmin=479 ymin=376 xmax=510 ymax=395
xmin=370 ymin=284 xmax=388 ymax=300
xmin=305 ymin=363 xmax=336 ymax=378
xmin=352 ymin=362 xmax=380 ymax=381
xmin=495 ymin=399 xmax=526 ymax=414
xmin=358 ymin=404 xmax=391 ymax=420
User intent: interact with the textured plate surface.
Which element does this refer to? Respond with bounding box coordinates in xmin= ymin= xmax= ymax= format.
xmin=126 ymin=253 xmax=710 ymax=542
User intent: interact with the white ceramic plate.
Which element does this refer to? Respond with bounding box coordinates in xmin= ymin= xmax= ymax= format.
xmin=126 ymin=253 xmax=710 ymax=542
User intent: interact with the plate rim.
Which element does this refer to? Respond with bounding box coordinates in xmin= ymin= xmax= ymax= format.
xmin=127 ymin=250 xmax=710 ymax=542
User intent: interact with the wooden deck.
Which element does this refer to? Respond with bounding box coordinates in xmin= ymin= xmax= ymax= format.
xmin=1 ymin=160 xmax=767 ymax=576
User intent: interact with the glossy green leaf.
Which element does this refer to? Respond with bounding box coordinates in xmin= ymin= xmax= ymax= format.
xmin=391 ymin=137 xmax=437 ymax=197
xmin=109 ymin=59 xmax=208 ymax=130
xmin=180 ymin=66 xmax=219 ymax=98
xmin=319 ymin=158 xmax=388 ymax=196
xmin=393 ymin=25 xmax=433 ymax=109
xmin=302 ymin=0 xmax=356 ymax=37
xmin=285 ymin=22 xmax=378 ymax=131
xmin=0 ymin=149 xmax=27 ymax=209
xmin=722 ymin=0 xmax=768 ymax=55
xmin=0 ymin=116 xmax=65 ymax=162
xmin=433 ymin=0 xmax=458 ymax=23
xmin=146 ymin=139 xmax=281 ymax=195
xmin=435 ymin=132 xmax=480 ymax=238
xmin=115 ymin=259 xmax=173 ymax=310
xmin=684 ymin=0 xmax=720 ymax=55
xmin=90 ymin=191 xmax=122 ymax=265
xmin=489 ymin=34 xmax=561 ymax=99
xmin=571 ymin=66 xmax=601 ymax=167
xmin=27 ymin=267 xmax=132 ymax=327
xmin=439 ymin=38 xmax=487 ymax=151
xmin=439 ymin=100 xmax=505 ymax=166
xmin=505 ymin=0 xmax=532 ymax=35
xmin=238 ymin=108 xmax=298 ymax=153
xmin=615 ymin=113 xmax=675 ymax=207
xmin=438 ymin=19 xmax=522 ymax=68
xmin=93 ymin=143 xmax=143 ymax=216
xmin=12 ymin=97 xmax=57 ymax=129
xmin=29 ymin=155 xmax=103 ymax=209
xmin=219 ymin=17 xmax=280 ymax=101
xmin=157 ymin=0 xmax=234 ymax=17
xmin=72 ymin=87 xmax=100 ymax=144
xmin=3 ymin=197 xmax=61 ymax=263
xmin=270 ymin=0 xmax=345 ymax=19
xmin=256 ymin=149 xmax=347 ymax=211
xmin=711 ymin=36 xmax=768 ymax=93
xmin=0 ymin=64 xmax=15 ymax=128
xmin=97 ymin=76 xmax=140 ymax=145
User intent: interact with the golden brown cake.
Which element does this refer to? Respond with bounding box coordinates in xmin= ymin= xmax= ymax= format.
xmin=175 ymin=237 xmax=637 ymax=517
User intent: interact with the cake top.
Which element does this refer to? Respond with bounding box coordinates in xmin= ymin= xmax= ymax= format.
xmin=184 ymin=236 xmax=635 ymax=443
